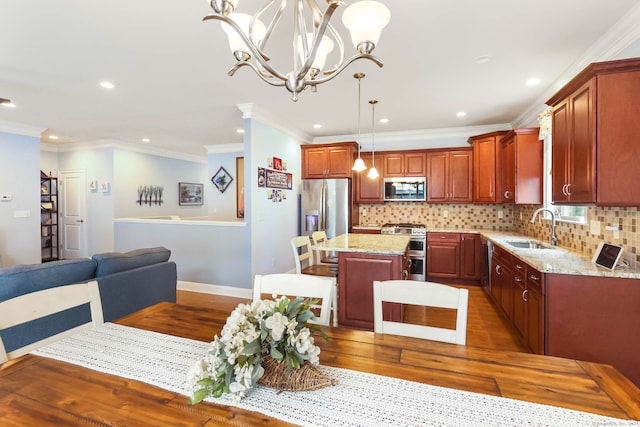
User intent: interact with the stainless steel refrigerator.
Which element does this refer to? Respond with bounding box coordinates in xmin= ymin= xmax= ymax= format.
xmin=301 ymin=179 xmax=351 ymax=239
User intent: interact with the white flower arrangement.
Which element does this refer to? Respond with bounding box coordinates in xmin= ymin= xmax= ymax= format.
xmin=188 ymin=296 xmax=325 ymax=403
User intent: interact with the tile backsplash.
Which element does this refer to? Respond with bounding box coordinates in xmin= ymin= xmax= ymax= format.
xmin=358 ymin=203 xmax=640 ymax=270
xmin=358 ymin=203 xmax=514 ymax=231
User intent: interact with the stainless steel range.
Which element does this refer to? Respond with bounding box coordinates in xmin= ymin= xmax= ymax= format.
xmin=381 ymin=223 xmax=426 ymax=281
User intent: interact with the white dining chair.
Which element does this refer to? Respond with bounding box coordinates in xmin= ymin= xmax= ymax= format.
xmin=291 ymin=236 xmax=339 ymax=326
xmin=0 ymin=281 xmax=104 ymax=363
xmin=373 ymin=280 xmax=469 ymax=345
xmin=253 ymin=274 xmax=334 ymax=327
xmin=311 ymin=231 xmax=338 ymax=265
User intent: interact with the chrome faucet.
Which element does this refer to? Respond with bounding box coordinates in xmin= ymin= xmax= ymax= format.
xmin=531 ymin=208 xmax=558 ymax=246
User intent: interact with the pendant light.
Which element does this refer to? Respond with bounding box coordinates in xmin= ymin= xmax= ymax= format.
xmin=367 ymin=99 xmax=379 ymax=179
xmin=352 ymin=73 xmax=367 ymax=172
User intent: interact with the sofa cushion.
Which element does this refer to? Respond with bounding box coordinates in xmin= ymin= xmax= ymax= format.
xmin=92 ymin=247 xmax=171 ymax=277
xmin=0 ymin=258 xmax=97 ymax=302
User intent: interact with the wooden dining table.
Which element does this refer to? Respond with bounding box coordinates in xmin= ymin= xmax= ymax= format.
xmin=1 ymin=301 xmax=639 ymax=426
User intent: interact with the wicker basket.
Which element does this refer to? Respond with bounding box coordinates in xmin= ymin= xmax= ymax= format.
xmin=258 ymin=355 xmax=334 ymax=392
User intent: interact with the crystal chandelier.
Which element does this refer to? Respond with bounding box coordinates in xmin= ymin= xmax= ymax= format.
xmin=204 ymin=0 xmax=390 ymax=101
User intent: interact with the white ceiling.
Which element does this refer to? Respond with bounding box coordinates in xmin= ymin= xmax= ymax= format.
xmin=1 ymin=1 xmax=640 ymax=159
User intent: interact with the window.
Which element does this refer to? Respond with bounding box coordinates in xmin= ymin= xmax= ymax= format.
xmin=543 ymin=135 xmax=588 ymax=224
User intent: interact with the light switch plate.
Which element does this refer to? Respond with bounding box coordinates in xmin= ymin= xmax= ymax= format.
xmin=590 ymin=220 xmax=601 ymax=235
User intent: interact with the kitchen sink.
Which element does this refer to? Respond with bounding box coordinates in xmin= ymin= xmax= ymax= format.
xmin=505 ymin=240 xmax=555 ymax=250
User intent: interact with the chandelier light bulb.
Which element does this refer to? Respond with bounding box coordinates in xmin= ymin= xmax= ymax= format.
xmin=220 ymin=13 xmax=266 ymax=61
xmin=342 ymin=1 xmax=390 ymax=54
xmin=297 ymin=33 xmax=335 ymax=72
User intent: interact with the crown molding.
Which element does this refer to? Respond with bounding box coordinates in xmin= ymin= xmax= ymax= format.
xmin=312 ymin=123 xmax=513 ymax=151
xmin=205 ymin=143 xmax=244 ymax=154
xmin=42 ymin=138 xmax=207 ymax=164
xmin=512 ymin=2 xmax=640 ymax=128
xmin=236 ymin=103 xmax=311 ymax=142
xmin=0 ymin=120 xmax=45 ymax=138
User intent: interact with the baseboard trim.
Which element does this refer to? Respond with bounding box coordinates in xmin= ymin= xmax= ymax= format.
xmin=177 ymin=280 xmax=252 ymax=299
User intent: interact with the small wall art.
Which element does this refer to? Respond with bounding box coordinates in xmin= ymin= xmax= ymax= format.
xmin=211 ymin=166 xmax=233 ymax=193
xmin=179 ymin=182 xmax=203 ymax=205
xmin=137 ymin=185 xmax=164 ymax=206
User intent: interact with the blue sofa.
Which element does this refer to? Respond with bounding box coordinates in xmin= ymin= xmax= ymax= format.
xmin=0 ymin=247 xmax=177 ymax=354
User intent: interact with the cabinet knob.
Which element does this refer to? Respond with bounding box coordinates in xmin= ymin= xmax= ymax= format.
xmin=515 ymin=264 xmax=523 ymax=270
xmin=495 ymin=265 xmax=501 ymax=275
xmin=566 ymin=183 xmax=572 ymax=195
xmin=522 ymin=289 xmax=529 ymax=302
xmin=514 ymin=276 xmax=522 ymax=282
xmin=529 ymin=274 xmax=539 ymax=281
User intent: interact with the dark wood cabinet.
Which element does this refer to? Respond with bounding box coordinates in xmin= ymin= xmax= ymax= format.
xmin=337 ymin=252 xmax=404 ymax=330
xmin=547 ymin=58 xmax=640 ymax=206
xmin=354 ymin=152 xmax=384 ymax=203
xmin=301 ymin=142 xmax=357 ymax=179
xmin=427 ymin=232 xmax=481 ymax=283
xmin=427 ymin=232 xmax=460 ymax=279
xmin=549 ymin=80 xmax=596 ymax=204
xmin=460 ymin=233 xmax=481 ymax=280
xmin=524 ymin=267 xmax=544 ymax=354
xmin=487 ymin=243 xmax=545 ymax=354
xmin=426 ymin=149 xmax=472 ymax=203
xmin=499 ymin=128 xmax=543 ymax=204
xmin=382 ymin=152 xmax=426 ymax=177
xmin=40 ymin=172 xmax=59 ymax=262
xmin=470 ymin=131 xmax=508 ymax=203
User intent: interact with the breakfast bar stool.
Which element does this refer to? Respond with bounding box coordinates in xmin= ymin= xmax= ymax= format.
xmin=311 ymin=231 xmax=338 ymax=264
xmin=291 ymin=235 xmax=339 ymax=326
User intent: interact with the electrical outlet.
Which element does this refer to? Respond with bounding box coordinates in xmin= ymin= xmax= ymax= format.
xmin=498 ymin=210 xmax=503 ymax=219
xmin=519 ymin=212 xmax=523 ymax=220
xmin=443 ymin=210 xmax=449 ymax=218
xmin=362 ymin=208 xmax=367 ymax=217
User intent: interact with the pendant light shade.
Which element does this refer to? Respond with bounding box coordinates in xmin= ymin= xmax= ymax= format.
xmin=367 ymin=99 xmax=379 ymax=179
xmin=352 ymin=73 xmax=367 ymax=172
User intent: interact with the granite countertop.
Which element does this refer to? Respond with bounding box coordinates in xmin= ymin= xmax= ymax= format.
xmin=428 ymin=228 xmax=640 ymax=279
xmin=313 ymin=233 xmax=410 ymax=255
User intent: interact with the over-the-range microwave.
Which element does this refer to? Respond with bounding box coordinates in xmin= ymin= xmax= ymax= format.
xmin=383 ymin=177 xmax=427 ymax=201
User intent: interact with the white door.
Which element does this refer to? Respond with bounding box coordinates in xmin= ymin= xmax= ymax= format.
xmin=59 ymin=170 xmax=87 ymax=259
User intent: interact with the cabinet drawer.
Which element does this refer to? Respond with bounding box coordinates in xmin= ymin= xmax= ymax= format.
xmin=427 ymin=232 xmax=460 ymax=243
xmin=527 ymin=266 xmax=544 ymax=293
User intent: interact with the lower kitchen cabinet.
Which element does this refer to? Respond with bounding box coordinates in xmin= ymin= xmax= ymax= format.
xmin=428 ymin=232 xmax=481 ymax=283
xmin=488 ymin=243 xmax=545 ymax=354
xmin=337 ymin=251 xmax=404 ymax=330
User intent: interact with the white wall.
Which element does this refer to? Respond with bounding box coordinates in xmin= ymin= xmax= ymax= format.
xmin=114 ymin=150 xmax=208 ymax=218
xmin=58 ymin=147 xmax=116 ymax=255
xmin=0 ymin=132 xmax=41 ymax=266
xmin=247 ymin=119 xmax=303 ymax=277
xmin=208 ymin=151 xmax=243 ymax=220
xmin=114 ymin=220 xmax=251 ymax=288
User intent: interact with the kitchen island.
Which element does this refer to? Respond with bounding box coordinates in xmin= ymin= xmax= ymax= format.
xmin=313 ymin=233 xmax=410 ymax=330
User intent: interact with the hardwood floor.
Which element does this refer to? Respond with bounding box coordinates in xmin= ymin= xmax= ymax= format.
xmin=177 ymin=284 xmax=529 ymax=353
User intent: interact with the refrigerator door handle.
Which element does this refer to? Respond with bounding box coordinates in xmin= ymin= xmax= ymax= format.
xmin=320 ymin=181 xmax=326 ymax=231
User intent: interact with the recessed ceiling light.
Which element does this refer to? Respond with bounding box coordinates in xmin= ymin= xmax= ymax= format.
xmin=313 ymin=124 xmax=322 ymax=129
xmin=456 ymin=111 xmax=467 ymax=117
xmin=48 ymin=135 xmax=59 ymax=140
xmin=236 ymin=129 xmax=245 ymax=134
xmin=379 ymin=118 xmax=389 ymax=124
xmin=100 ymin=81 xmax=115 ymax=89
xmin=475 ymin=55 xmax=491 ymax=64
xmin=526 ymin=78 xmax=541 ymax=86
xmin=141 ymin=138 xmax=150 ymax=143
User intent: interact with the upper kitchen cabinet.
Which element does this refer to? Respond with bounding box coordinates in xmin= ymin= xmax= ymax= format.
xmin=302 ymin=142 xmax=357 ymax=179
xmin=426 ymin=149 xmax=473 ymax=203
xmin=547 ymin=58 xmax=640 ymax=206
xmin=499 ymin=128 xmax=543 ymax=204
xmin=470 ymin=131 xmax=508 ymax=203
xmin=382 ymin=151 xmax=426 ymax=177
xmin=548 ymin=80 xmax=596 ymax=204
xmin=355 ymin=152 xmax=384 ymax=203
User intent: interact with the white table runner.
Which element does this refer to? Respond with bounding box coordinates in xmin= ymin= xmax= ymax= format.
xmin=32 ymin=323 xmax=640 ymax=427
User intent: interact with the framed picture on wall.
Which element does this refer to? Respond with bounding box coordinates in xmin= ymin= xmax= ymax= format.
xmin=236 ymin=157 xmax=244 ymax=218
xmin=179 ymin=182 xmax=203 ymax=206
xmin=211 ymin=166 xmax=233 ymax=193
